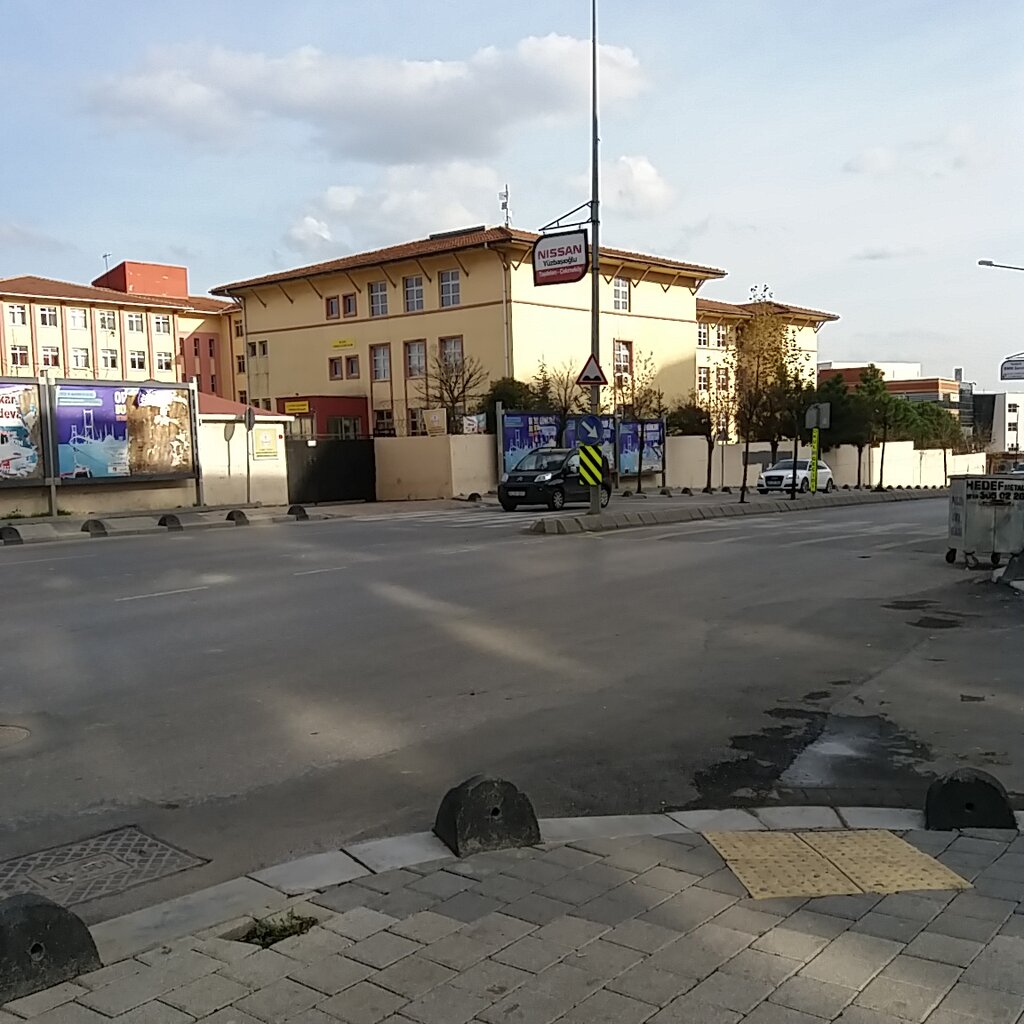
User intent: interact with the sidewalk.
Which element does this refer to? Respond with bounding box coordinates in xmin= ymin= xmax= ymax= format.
xmin=8 ymin=807 xmax=1024 ymax=1023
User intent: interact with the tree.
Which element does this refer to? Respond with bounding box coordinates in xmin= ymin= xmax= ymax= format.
xmin=478 ymin=376 xmax=536 ymax=432
xmin=532 ymin=359 xmax=586 ymax=444
xmin=626 ymin=350 xmax=666 ymax=421
xmin=668 ymin=380 xmax=733 ymax=493
xmin=417 ymin=351 xmax=489 ymax=434
xmin=734 ymin=285 xmax=793 ymax=502
xmin=854 ymin=366 xmax=917 ymax=490
xmin=816 ymin=373 xmax=872 ymax=486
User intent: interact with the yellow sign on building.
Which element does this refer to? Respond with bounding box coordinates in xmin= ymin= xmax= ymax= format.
xmin=283 ymin=400 xmax=310 ymax=414
xmin=331 ymin=339 xmax=356 ymax=349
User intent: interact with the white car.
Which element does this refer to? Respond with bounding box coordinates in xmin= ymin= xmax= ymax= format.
xmin=758 ymin=459 xmax=834 ymax=494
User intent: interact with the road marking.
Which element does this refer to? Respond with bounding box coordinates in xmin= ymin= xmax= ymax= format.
xmin=116 ymin=586 xmax=209 ymax=602
xmin=0 ymin=553 xmax=96 ymax=566
xmin=293 ymin=567 xmax=348 ymax=576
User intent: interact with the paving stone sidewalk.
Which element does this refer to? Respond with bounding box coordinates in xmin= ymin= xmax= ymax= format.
xmin=8 ymin=819 xmax=1024 ymax=1024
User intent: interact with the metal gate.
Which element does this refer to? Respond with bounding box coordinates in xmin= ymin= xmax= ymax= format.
xmin=285 ymin=437 xmax=375 ymax=504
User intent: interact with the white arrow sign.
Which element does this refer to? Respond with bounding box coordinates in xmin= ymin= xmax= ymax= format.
xmin=576 ymin=355 xmax=608 ymax=386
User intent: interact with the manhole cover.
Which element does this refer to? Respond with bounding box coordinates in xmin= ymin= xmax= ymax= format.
xmin=0 ymin=827 xmax=205 ymax=906
xmin=0 ymin=725 xmax=30 ymax=749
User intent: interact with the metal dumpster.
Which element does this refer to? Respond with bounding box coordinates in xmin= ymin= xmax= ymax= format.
xmin=947 ymin=474 xmax=1024 ymax=567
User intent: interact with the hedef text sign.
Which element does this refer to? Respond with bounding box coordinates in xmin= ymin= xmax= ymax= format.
xmin=532 ymin=230 xmax=589 ymax=286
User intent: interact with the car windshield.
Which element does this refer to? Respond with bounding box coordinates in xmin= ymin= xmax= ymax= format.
xmin=769 ymin=460 xmax=809 ymax=471
xmin=514 ymin=450 xmax=567 ymax=472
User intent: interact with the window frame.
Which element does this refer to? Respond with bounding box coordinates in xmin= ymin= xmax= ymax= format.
xmin=233 ymin=319 xmax=243 ymax=338
xmin=613 ymin=339 xmax=633 ymax=378
xmin=439 ymin=269 xmax=461 ymax=308
xmin=404 ymin=339 xmax=427 ymax=378
xmin=439 ymin=335 xmax=463 ymax=366
xmin=328 ymin=356 xmax=344 ymax=380
xmin=100 ymin=348 xmax=119 ymax=369
xmin=408 ymin=408 xmax=427 ymax=437
xmin=156 ymin=351 xmax=173 ymax=371
xmin=697 ymin=323 xmax=710 ymax=347
xmin=129 ymin=349 xmax=147 ymax=371
xmin=152 ymin=313 xmax=171 ymax=334
xmin=246 ymin=341 xmax=257 ymax=359
xmin=39 ymin=306 xmax=58 ymax=328
xmin=403 ymin=275 xmax=424 ymax=313
xmin=7 ymin=304 xmax=27 ymax=326
xmin=613 ymin=277 xmax=630 ymax=311
xmin=258 ymin=340 xmax=268 ymax=356
xmin=370 ymin=343 xmax=391 ymax=381
xmin=71 ymin=347 xmax=90 ymax=369
xmin=126 ymin=311 xmax=145 ymax=333
xmin=716 ymin=367 xmax=730 ymax=391
xmin=345 ymin=354 xmax=360 ymax=379
xmin=374 ymin=408 xmax=396 ymax=436
xmin=41 ymin=345 xmax=60 ymax=368
xmin=236 ymin=354 xmax=246 ymax=374
xmin=10 ymin=344 xmax=29 ymax=367
xmin=342 ymin=293 xmax=357 ymax=318
xmin=325 ymin=295 xmax=341 ymax=320
xmin=368 ymin=281 xmax=389 ymax=318
xmin=698 ymin=366 xmax=710 ymax=391
xmin=69 ymin=307 xmax=88 ymax=330
xmin=98 ymin=309 xmax=117 ymax=332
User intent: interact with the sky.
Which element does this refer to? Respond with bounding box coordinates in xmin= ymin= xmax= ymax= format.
xmin=2 ymin=0 xmax=1023 ymax=388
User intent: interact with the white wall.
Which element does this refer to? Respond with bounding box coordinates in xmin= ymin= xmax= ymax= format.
xmin=198 ymin=416 xmax=290 ymax=506
xmin=374 ymin=434 xmax=498 ymax=500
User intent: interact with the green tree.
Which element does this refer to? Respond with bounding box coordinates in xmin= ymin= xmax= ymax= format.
xmin=478 ymin=376 xmax=536 ymax=432
xmin=668 ymin=392 xmax=722 ymax=493
xmin=816 ymin=374 xmax=871 ymax=487
xmin=854 ymin=366 xmax=920 ymax=489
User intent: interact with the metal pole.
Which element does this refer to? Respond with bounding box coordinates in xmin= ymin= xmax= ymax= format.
xmin=588 ymin=0 xmax=602 ymax=516
xmin=789 ymin=429 xmax=799 ymax=500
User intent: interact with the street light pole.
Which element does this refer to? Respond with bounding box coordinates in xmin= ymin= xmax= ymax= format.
xmin=978 ymin=260 xmax=1024 ymax=272
xmin=588 ymin=0 xmax=602 ymax=517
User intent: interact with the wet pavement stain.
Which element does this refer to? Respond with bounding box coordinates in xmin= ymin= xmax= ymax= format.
xmin=909 ymin=616 xmax=961 ymax=629
xmin=884 ymin=599 xmax=937 ymax=611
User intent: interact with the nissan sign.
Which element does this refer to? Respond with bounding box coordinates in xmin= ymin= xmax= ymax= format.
xmin=532 ymin=230 xmax=589 ymax=286
xmin=1000 ymin=355 xmax=1024 ymax=381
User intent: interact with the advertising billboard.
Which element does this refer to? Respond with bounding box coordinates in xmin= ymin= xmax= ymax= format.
xmin=0 ymin=383 xmax=44 ymax=483
xmin=54 ymin=385 xmax=195 ymax=480
xmin=617 ymin=420 xmax=665 ymax=476
xmin=502 ymin=412 xmax=561 ymax=472
xmin=532 ymin=230 xmax=589 ymax=286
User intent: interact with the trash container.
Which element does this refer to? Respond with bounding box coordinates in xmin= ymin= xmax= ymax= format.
xmin=947 ymin=474 xmax=1024 ymax=568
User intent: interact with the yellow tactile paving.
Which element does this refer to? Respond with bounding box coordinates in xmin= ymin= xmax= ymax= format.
xmin=704 ymin=829 xmax=972 ymax=900
xmin=799 ymin=829 xmax=972 ymax=895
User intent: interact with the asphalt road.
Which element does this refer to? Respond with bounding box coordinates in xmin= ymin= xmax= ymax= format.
xmin=2 ymin=499 xmax=1021 ymax=922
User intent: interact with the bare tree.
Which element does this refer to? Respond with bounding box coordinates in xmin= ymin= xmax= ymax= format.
xmin=533 ymin=359 xmax=586 ymax=443
xmin=417 ymin=351 xmax=489 ymax=434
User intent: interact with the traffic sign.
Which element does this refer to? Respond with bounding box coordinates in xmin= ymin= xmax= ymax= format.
xmin=810 ymin=427 xmax=820 ymax=492
xmin=1001 ymin=355 xmax=1024 ymax=381
xmin=578 ymin=414 xmax=602 ymax=444
xmin=576 ymin=355 xmax=608 ymax=386
xmin=578 ymin=444 xmax=603 ymax=485
xmin=805 ymin=402 xmax=831 ymax=430
xmin=244 ymin=406 xmax=257 ymax=432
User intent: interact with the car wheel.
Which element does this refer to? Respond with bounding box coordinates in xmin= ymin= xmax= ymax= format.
xmin=945 ymin=548 xmax=957 ymax=565
xmin=548 ymin=488 xmax=565 ymax=511
xmin=800 ymin=478 xmax=810 ymax=493
xmin=499 ymin=499 xmax=518 ymax=512
xmin=992 ymin=553 xmax=1002 ymax=568
xmin=824 ymin=479 xmax=834 ymax=493
xmin=600 ymin=487 xmax=611 ymax=509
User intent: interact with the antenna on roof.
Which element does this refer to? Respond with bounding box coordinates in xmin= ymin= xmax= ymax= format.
xmin=498 ymin=184 xmax=510 ymax=227
xmin=102 ymin=253 xmax=112 ymax=272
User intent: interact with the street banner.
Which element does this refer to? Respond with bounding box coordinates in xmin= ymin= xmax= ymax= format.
xmin=0 ymin=383 xmax=44 ymax=482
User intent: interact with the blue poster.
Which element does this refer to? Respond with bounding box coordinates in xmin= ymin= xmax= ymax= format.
xmin=502 ymin=412 xmax=560 ymax=472
xmin=55 ymin=386 xmax=129 ymax=478
xmin=618 ymin=420 xmax=665 ymax=475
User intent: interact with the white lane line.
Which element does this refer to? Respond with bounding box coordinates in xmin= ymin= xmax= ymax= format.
xmin=0 ymin=553 xmax=96 ymax=566
xmin=293 ymin=566 xmax=348 ymax=576
xmin=116 ymin=586 xmax=209 ymax=602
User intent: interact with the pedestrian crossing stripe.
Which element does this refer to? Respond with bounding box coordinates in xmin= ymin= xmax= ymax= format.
xmin=578 ymin=444 xmax=602 ymax=485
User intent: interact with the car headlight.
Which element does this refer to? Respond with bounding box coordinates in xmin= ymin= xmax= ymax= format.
xmin=500 ymin=473 xmax=509 ymax=483
xmin=535 ymin=472 xmax=553 ymax=482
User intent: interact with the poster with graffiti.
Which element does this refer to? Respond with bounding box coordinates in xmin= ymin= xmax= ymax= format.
xmin=617 ymin=420 xmax=665 ymax=475
xmin=563 ymin=415 xmax=616 ymax=470
xmin=54 ymin=385 xmax=194 ymax=480
xmin=0 ymin=384 xmax=44 ymax=482
xmin=501 ymin=412 xmax=561 ymax=472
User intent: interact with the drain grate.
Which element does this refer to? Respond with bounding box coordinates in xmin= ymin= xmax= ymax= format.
xmin=0 ymin=827 xmax=205 ymax=906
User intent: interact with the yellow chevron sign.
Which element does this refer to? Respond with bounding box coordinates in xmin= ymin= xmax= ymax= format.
xmin=578 ymin=444 xmax=603 ymax=485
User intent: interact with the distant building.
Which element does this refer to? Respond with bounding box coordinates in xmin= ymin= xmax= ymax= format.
xmin=817 ymin=364 xmax=961 ymax=415
xmin=973 ymin=392 xmax=1023 ymax=453
xmin=818 ymin=360 xmax=921 ymax=381
xmin=0 ymin=261 xmax=236 ymax=394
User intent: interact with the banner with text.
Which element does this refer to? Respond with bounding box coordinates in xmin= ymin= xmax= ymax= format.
xmin=0 ymin=383 xmax=44 ymax=483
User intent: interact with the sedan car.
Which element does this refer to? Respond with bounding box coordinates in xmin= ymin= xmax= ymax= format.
xmin=499 ymin=448 xmax=612 ymax=511
xmin=758 ymin=458 xmax=834 ymax=494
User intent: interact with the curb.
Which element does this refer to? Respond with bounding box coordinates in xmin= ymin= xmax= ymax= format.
xmin=529 ymin=488 xmax=949 ymax=535
xmin=84 ymin=803 xmax=1021 ymax=964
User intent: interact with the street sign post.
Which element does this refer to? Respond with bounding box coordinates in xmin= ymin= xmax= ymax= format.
xmin=810 ymin=427 xmax=820 ymax=492
xmin=576 ymin=355 xmax=608 ymax=387
xmin=578 ymin=444 xmax=603 ymax=486
xmin=578 ymin=413 xmax=602 ymax=445
xmin=243 ymin=405 xmax=256 ymax=505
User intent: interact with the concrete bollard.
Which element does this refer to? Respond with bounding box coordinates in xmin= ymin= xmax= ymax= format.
xmin=287 ymin=505 xmax=310 ymax=520
xmin=0 ymin=894 xmax=101 ymax=1004
xmin=434 ymin=775 xmax=541 ymax=857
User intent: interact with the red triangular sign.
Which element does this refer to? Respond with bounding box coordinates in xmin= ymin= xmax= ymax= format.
xmin=576 ymin=355 xmax=608 ymax=386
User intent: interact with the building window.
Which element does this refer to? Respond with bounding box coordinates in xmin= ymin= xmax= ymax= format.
xmin=717 ymin=325 xmax=730 ymax=346
xmin=39 ymin=306 xmax=58 ymax=327
xmin=208 ymin=338 xmax=215 ymax=358
xmin=234 ymin=319 xmax=243 ymax=337
xmin=1009 ymin=403 xmax=1019 ymax=414
xmin=156 ymin=351 xmax=173 ymax=371
xmin=368 ymin=281 xmax=388 ymax=317
xmin=10 ymin=344 xmax=29 ymax=367
xmin=193 ymin=338 xmax=200 ymax=357
xmin=153 ymin=314 xmax=171 ymax=334
xmin=238 ymin=389 xmax=247 ymax=405
xmin=258 ymin=340 xmax=268 ymax=356
xmin=716 ymin=367 xmax=730 ymax=390
xmin=404 ymin=276 xmax=424 ymax=313
xmin=405 ymin=339 xmax=426 ymax=378
xmin=345 ymin=355 xmax=359 ymax=379
xmin=1010 ymin=422 xmax=1019 ymax=433
xmin=343 ymin=293 xmax=357 ymax=317
xmin=328 ymin=416 xmax=361 ymax=439
xmin=439 ymin=336 xmax=463 ymax=366
xmin=101 ymin=348 xmax=118 ymax=369
xmin=328 ymin=357 xmax=344 ymax=380
xmin=130 ymin=350 xmax=147 ymax=370
xmin=439 ymin=269 xmax=460 ymax=308
xmin=613 ymin=277 xmax=630 ymax=311
xmin=126 ymin=312 xmax=144 ymax=332
xmin=41 ymin=345 xmax=60 ymax=367
xmin=325 ymin=295 xmax=341 ymax=320
xmin=210 ymin=374 xmax=217 ymax=392
xmin=698 ymin=366 xmax=710 ymax=391
xmin=409 ymin=408 xmax=427 ymax=436
xmin=698 ymin=323 xmax=709 ymax=347
xmin=262 ymin=399 xmax=271 ymax=410
xmin=374 ymin=408 xmax=396 ymax=436
xmin=7 ymin=304 xmax=27 ymax=325
xmin=71 ymin=347 xmax=90 ymax=369
xmin=69 ymin=308 xmax=88 ymax=329
xmin=370 ymin=343 xmax=391 ymax=380
xmin=236 ymin=354 xmax=246 ymax=374
xmin=98 ymin=310 xmax=117 ymax=332
xmin=613 ymin=339 xmax=632 ymax=378
xmin=246 ymin=341 xmax=257 ymax=358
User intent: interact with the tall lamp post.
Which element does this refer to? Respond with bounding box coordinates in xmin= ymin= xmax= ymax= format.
xmin=978 ymin=259 xmax=1024 ymax=272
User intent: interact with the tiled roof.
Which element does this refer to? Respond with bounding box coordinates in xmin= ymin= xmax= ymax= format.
xmin=738 ymin=300 xmax=839 ymax=323
xmin=0 ymin=275 xmax=234 ymax=314
xmin=696 ymin=298 xmax=752 ymax=319
xmin=198 ymin=392 xmax=283 ymax=418
xmin=212 ymin=226 xmax=727 ymax=293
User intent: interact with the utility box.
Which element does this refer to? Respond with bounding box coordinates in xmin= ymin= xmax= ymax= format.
xmin=947 ymin=474 xmax=1024 ymax=567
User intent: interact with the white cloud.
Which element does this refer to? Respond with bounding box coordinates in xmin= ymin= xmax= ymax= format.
xmin=602 ymin=155 xmax=675 ymax=217
xmin=90 ymin=36 xmax=646 ymax=163
xmin=843 ymin=125 xmax=974 ymax=177
xmin=286 ymin=162 xmax=504 ymax=255
xmin=0 ymin=222 xmax=72 ymax=255
xmin=851 ymin=245 xmax=923 ymax=261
